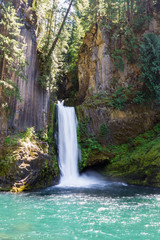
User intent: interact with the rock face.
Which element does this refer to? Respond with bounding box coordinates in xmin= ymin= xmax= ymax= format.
xmin=76 ymin=18 xmax=160 ymax=188
xmin=101 ymin=123 xmax=160 ymax=188
xmin=0 ymin=131 xmax=58 ymax=192
xmin=0 ymin=0 xmax=49 ymax=137
xmin=77 ymin=19 xmax=160 ymax=103
xmin=77 ymin=103 xmax=160 ymax=145
xmin=76 ymin=21 xmax=160 ymax=145
xmin=77 ymin=24 xmax=139 ymax=103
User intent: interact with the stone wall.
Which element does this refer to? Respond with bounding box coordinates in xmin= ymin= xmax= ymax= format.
xmin=0 ymin=0 xmax=49 ymax=137
xmin=76 ymin=19 xmax=160 ymax=145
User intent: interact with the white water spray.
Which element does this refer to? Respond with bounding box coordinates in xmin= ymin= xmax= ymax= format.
xmin=57 ymin=101 xmax=118 ymax=188
xmin=57 ymin=101 xmax=79 ymax=186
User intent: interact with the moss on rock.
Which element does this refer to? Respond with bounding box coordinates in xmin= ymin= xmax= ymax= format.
xmin=102 ymin=124 xmax=160 ymax=188
xmin=0 ymin=128 xmax=59 ymax=192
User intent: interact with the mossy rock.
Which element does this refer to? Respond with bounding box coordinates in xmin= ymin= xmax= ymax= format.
xmin=87 ymin=149 xmax=113 ymax=166
xmin=102 ymin=131 xmax=160 ymax=188
xmin=0 ymin=129 xmax=59 ymax=192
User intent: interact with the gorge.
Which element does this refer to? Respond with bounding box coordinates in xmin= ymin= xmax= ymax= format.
xmin=0 ymin=0 xmax=160 ymax=190
xmin=0 ymin=0 xmax=160 ymax=239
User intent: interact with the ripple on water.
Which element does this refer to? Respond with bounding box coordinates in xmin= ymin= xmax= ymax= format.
xmin=0 ymin=185 xmax=160 ymax=240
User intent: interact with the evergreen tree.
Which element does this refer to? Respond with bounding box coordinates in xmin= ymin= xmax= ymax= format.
xmin=138 ymin=33 xmax=160 ymax=102
xmin=0 ymin=2 xmax=26 ymax=105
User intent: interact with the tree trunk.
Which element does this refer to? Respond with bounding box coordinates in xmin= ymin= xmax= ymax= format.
xmin=127 ymin=0 xmax=130 ymax=23
xmin=146 ymin=0 xmax=153 ymax=15
xmin=46 ymin=1 xmax=55 ymax=48
xmin=130 ymin=0 xmax=134 ymax=22
xmin=46 ymin=0 xmax=74 ymax=60
xmin=1 ymin=57 xmax=6 ymax=81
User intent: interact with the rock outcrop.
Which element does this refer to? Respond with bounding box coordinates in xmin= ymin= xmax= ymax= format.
xmin=77 ymin=18 xmax=160 ymax=103
xmin=0 ymin=0 xmax=49 ymax=138
xmin=77 ymin=24 xmax=139 ymax=103
xmin=77 ymin=103 xmax=160 ymax=145
xmin=76 ymin=20 xmax=160 ymax=145
xmin=76 ymin=19 xmax=160 ymax=188
xmin=0 ymin=130 xmax=58 ymax=192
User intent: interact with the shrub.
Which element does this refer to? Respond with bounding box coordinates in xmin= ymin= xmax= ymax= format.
xmin=138 ymin=33 xmax=160 ymax=102
xmin=108 ymin=87 xmax=129 ymax=110
xmin=112 ymin=49 xmax=125 ymax=71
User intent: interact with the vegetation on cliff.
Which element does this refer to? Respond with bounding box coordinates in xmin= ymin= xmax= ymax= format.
xmin=1 ymin=0 xmax=160 ymax=190
xmin=137 ymin=32 xmax=160 ymax=103
xmin=0 ymin=127 xmax=59 ymax=192
xmin=77 ymin=110 xmax=160 ymax=188
xmin=75 ymin=1 xmax=160 ymax=189
xmin=103 ymin=123 xmax=160 ymax=188
xmin=0 ymin=2 xmax=26 ymax=111
xmin=40 ymin=0 xmax=160 ymax=102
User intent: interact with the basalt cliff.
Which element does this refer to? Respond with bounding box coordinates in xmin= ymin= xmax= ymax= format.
xmin=1 ymin=1 xmax=160 ymax=190
xmin=75 ymin=18 xmax=160 ymax=187
xmin=0 ymin=0 xmax=54 ymax=191
xmin=0 ymin=0 xmax=49 ymax=138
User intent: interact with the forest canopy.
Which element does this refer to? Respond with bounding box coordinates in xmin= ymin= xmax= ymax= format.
xmin=0 ymin=0 xmax=160 ymax=101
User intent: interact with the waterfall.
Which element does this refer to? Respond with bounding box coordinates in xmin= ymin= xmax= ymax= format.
xmin=57 ymin=101 xmax=79 ymax=186
xmin=56 ymin=101 xmax=107 ymax=187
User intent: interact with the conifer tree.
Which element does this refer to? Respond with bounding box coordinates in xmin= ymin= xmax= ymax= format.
xmin=0 ymin=2 xmax=26 ymax=104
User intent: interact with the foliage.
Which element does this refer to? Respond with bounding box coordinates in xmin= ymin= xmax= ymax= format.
xmin=80 ymin=138 xmax=102 ymax=169
xmin=30 ymin=0 xmax=157 ymax=100
xmin=1 ymin=126 xmax=58 ymax=171
xmin=108 ymin=86 xmax=130 ymax=110
xmin=0 ymin=126 xmax=59 ymax=191
xmin=0 ymin=2 xmax=26 ymax=103
xmin=104 ymin=123 xmax=160 ymax=187
xmin=77 ymin=116 xmax=90 ymax=141
xmin=99 ymin=123 xmax=109 ymax=136
xmin=112 ymin=49 xmax=125 ymax=71
xmin=1 ymin=128 xmax=35 ymax=172
xmin=133 ymin=91 xmax=149 ymax=104
xmin=124 ymin=27 xmax=138 ymax=63
xmin=138 ymin=33 xmax=160 ymax=102
xmin=108 ymin=123 xmax=160 ymax=163
xmin=97 ymin=123 xmax=110 ymax=144
xmin=132 ymin=12 xmax=151 ymax=33
xmin=3 ymin=128 xmax=36 ymax=148
xmin=33 ymin=0 xmax=75 ymax=89
xmin=112 ymin=28 xmax=138 ymax=68
xmin=78 ymin=115 xmax=109 ymax=169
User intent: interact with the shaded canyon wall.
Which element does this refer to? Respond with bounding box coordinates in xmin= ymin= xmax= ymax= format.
xmin=76 ymin=21 xmax=160 ymax=145
xmin=0 ymin=0 xmax=49 ymax=137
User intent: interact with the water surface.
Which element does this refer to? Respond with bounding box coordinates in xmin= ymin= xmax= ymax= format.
xmin=0 ymin=183 xmax=160 ymax=240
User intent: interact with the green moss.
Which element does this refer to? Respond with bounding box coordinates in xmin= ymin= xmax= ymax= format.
xmin=0 ymin=187 xmax=11 ymax=191
xmin=0 ymin=127 xmax=59 ymax=191
xmin=102 ymin=123 xmax=160 ymax=187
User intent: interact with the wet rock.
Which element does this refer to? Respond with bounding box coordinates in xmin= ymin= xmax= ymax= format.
xmin=0 ymin=134 xmax=59 ymax=192
xmin=77 ymin=103 xmax=160 ymax=145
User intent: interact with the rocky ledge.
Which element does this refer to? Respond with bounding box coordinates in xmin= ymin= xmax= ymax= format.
xmin=0 ymin=128 xmax=59 ymax=192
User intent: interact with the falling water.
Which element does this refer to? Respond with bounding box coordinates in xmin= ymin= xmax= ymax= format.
xmin=56 ymin=101 xmax=111 ymax=187
xmin=57 ymin=100 xmax=79 ymax=186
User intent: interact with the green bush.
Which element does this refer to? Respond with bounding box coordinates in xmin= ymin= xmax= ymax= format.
xmin=124 ymin=28 xmax=138 ymax=63
xmin=133 ymin=91 xmax=148 ymax=104
xmin=0 ymin=2 xmax=26 ymax=102
xmin=104 ymin=123 xmax=160 ymax=187
xmin=108 ymin=87 xmax=129 ymax=110
xmin=97 ymin=123 xmax=109 ymax=144
xmin=78 ymin=117 xmax=90 ymax=141
xmin=80 ymin=138 xmax=102 ymax=169
xmin=112 ymin=49 xmax=125 ymax=71
xmin=138 ymin=33 xmax=160 ymax=102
